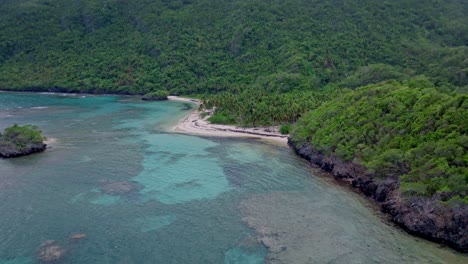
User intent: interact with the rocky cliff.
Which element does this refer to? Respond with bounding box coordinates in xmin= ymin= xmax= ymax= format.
xmin=288 ymin=138 xmax=468 ymax=253
xmin=0 ymin=142 xmax=46 ymax=158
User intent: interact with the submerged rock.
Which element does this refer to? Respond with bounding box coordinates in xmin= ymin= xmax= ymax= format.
xmin=37 ymin=240 xmax=66 ymax=262
xmin=69 ymin=233 xmax=87 ymax=240
xmin=258 ymin=236 xmax=285 ymax=253
xmin=100 ymin=181 xmax=139 ymax=195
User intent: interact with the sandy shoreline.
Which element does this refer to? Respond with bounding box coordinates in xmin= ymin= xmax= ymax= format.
xmin=167 ymin=95 xmax=201 ymax=104
xmin=168 ymin=96 xmax=288 ymax=145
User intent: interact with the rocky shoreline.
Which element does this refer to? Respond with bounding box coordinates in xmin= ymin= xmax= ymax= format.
xmin=0 ymin=142 xmax=47 ymax=158
xmin=288 ymin=138 xmax=468 ymax=253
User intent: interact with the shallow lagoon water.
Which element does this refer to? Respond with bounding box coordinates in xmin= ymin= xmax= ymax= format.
xmin=0 ymin=92 xmax=466 ymax=264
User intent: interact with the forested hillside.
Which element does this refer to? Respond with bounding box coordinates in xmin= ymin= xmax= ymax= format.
xmin=0 ymin=0 xmax=467 ymax=98
xmin=292 ymin=82 xmax=467 ymax=203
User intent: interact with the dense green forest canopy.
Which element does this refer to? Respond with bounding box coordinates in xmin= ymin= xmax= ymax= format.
xmin=142 ymin=89 xmax=169 ymax=100
xmin=291 ymin=82 xmax=468 ymax=204
xmin=0 ymin=124 xmax=45 ymax=145
xmin=0 ymin=0 xmax=467 ymax=98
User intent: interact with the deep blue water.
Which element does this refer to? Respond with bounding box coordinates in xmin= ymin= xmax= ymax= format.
xmin=0 ymin=92 xmax=466 ymax=264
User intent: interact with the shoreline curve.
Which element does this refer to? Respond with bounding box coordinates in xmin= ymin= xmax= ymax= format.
xmin=168 ymin=96 xmax=288 ymax=145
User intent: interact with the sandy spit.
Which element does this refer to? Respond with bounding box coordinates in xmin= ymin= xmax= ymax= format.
xmin=168 ymin=96 xmax=288 ymax=145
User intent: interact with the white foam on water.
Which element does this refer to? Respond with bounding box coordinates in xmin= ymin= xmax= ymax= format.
xmin=30 ymin=106 xmax=48 ymax=109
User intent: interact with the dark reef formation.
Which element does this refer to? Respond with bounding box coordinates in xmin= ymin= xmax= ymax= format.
xmin=288 ymin=138 xmax=468 ymax=253
xmin=37 ymin=240 xmax=66 ymax=263
xmin=0 ymin=142 xmax=46 ymax=158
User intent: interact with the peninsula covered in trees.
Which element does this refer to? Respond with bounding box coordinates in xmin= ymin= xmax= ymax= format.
xmin=0 ymin=0 xmax=466 ymax=252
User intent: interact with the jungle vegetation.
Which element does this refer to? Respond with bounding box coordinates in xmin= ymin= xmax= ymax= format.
xmin=0 ymin=0 xmax=466 ymax=99
xmin=0 ymin=0 xmax=466 ymax=202
xmin=291 ymin=82 xmax=468 ymax=204
xmin=142 ymin=89 xmax=169 ymax=100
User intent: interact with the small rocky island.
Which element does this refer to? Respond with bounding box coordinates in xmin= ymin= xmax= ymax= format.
xmin=141 ymin=90 xmax=169 ymax=101
xmin=0 ymin=124 xmax=47 ymax=158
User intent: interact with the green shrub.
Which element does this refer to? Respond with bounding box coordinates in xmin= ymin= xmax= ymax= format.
xmin=0 ymin=124 xmax=45 ymax=150
xmin=280 ymin=124 xmax=291 ymax=135
xmin=208 ymin=112 xmax=237 ymax=125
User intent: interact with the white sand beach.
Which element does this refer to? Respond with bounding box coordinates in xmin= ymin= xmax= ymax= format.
xmin=169 ymin=96 xmax=288 ymax=145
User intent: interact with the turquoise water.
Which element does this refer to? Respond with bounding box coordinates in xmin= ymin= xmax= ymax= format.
xmin=0 ymin=92 xmax=466 ymax=264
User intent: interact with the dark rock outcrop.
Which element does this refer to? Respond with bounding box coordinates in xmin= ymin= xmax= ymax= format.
xmin=288 ymin=138 xmax=468 ymax=253
xmin=0 ymin=142 xmax=46 ymax=158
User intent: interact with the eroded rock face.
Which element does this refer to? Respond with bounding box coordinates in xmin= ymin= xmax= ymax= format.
xmin=0 ymin=142 xmax=46 ymax=158
xmin=287 ymin=138 xmax=468 ymax=253
xmin=37 ymin=240 xmax=66 ymax=262
xmin=100 ymin=181 xmax=139 ymax=195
